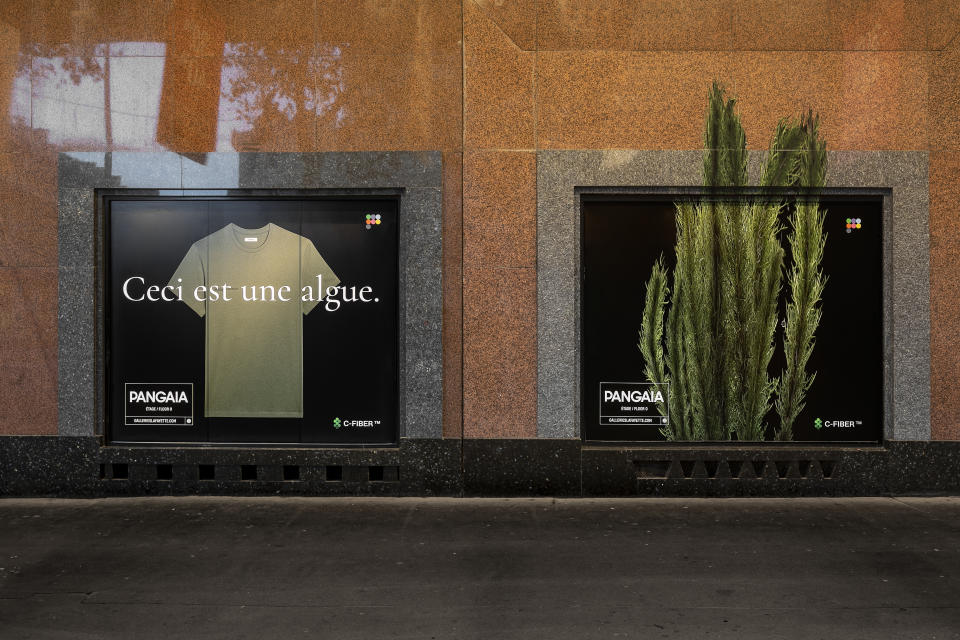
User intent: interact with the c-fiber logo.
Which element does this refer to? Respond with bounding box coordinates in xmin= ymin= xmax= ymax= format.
xmin=816 ymin=418 xmax=863 ymax=429
xmin=333 ymin=417 xmax=382 ymax=428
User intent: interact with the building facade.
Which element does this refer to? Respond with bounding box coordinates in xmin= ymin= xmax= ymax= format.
xmin=1 ymin=0 xmax=959 ymax=496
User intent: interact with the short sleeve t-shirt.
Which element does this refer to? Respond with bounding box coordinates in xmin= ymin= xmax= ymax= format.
xmin=168 ymin=223 xmax=339 ymax=418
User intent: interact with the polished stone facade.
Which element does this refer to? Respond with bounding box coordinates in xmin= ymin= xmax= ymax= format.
xmin=1 ymin=1 xmax=959 ymax=496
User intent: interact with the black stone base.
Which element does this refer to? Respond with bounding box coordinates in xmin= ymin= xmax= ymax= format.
xmin=582 ymin=445 xmax=884 ymax=497
xmin=1 ymin=437 xmax=959 ymax=497
xmin=0 ymin=437 xmax=462 ymax=497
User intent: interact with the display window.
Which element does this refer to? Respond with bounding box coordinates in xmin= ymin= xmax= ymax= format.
xmin=581 ymin=194 xmax=883 ymax=443
xmin=105 ymin=196 xmax=399 ymax=445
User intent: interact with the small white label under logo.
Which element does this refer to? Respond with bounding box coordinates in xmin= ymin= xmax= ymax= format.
xmin=244 ymin=237 xmax=258 ymax=242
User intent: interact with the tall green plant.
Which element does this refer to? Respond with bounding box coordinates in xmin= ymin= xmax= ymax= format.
xmin=638 ymin=82 xmax=827 ymax=441
xmin=775 ymin=111 xmax=827 ymax=440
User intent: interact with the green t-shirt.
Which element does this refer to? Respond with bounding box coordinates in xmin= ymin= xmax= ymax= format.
xmin=168 ymin=223 xmax=339 ymax=418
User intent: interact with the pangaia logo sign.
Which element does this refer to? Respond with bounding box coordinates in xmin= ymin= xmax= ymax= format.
xmin=604 ymin=389 xmax=664 ymax=403
xmin=128 ymin=390 xmax=189 ymax=404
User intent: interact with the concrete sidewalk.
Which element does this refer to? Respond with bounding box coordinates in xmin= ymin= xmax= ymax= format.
xmin=1 ymin=497 xmax=959 ymax=639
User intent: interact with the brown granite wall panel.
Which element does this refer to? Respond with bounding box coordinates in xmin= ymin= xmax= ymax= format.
xmin=461 ymin=152 xmax=537 ymax=437
xmin=442 ymin=152 xmax=463 ymax=439
xmin=929 ymin=38 xmax=960 ymax=152
xmin=473 ymin=0 xmax=536 ymax=51
xmin=930 ymin=152 xmax=960 ymax=441
xmin=536 ymin=0 xmax=733 ymax=51
xmin=0 ymin=16 xmax=34 ymax=153
xmin=461 ymin=1 xmax=537 ymax=439
xmin=463 ymin=266 xmax=536 ymax=439
xmin=22 ymin=0 xmax=317 ymax=52
xmin=0 ymin=150 xmax=57 ymax=268
xmin=0 ymin=184 xmax=55 ymax=269
xmin=925 ymin=0 xmax=960 ymax=50
xmin=0 ymin=3 xmax=31 ymax=36
xmin=463 ymin=152 xmax=536 ymax=269
xmin=536 ymin=0 xmax=937 ymax=52
xmin=464 ymin=0 xmax=534 ymax=150
xmin=0 ymin=267 xmax=57 ymax=434
xmin=538 ymin=51 xmax=928 ymax=150
xmin=0 ymin=4 xmax=59 ymax=436
xmin=537 ymin=52 xmax=726 ymax=150
xmin=728 ymin=51 xmax=929 ymax=151
xmin=13 ymin=0 xmax=458 ymax=56
xmin=732 ymin=0 xmax=926 ymax=51
xmin=22 ymin=1 xmax=169 ymax=49
xmin=317 ymin=0 xmax=461 ymax=54
xmin=928 ymin=25 xmax=960 ymax=442
xmin=314 ymin=50 xmax=461 ymax=152
xmin=314 ymin=0 xmax=462 ymax=151
xmin=0 ymin=20 xmax=20 ymax=152
xmin=218 ymin=0 xmax=315 ymax=49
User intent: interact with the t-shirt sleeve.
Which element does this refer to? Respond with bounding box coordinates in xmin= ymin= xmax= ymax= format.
xmin=301 ymin=238 xmax=340 ymax=315
xmin=168 ymin=243 xmax=206 ymax=317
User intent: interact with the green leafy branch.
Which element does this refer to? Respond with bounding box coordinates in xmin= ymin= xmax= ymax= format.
xmin=638 ymin=82 xmax=828 ymax=441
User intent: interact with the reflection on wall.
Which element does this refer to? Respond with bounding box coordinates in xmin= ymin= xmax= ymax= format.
xmin=2 ymin=10 xmax=345 ymax=155
xmin=220 ymin=42 xmax=344 ymax=152
xmin=29 ymin=44 xmax=166 ymax=150
xmin=0 ymin=0 xmax=474 ymax=158
xmin=9 ymin=41 xmax=345 ymax=154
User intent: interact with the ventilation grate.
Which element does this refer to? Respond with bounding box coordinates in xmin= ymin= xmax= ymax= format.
xmin=679 ymin=460 xmax=697 ymax=478
xmin=368 ymin=466 xmax=400 ymax=482
xmin=97 ymin=462 xmax=405 ymax=486
xmin=326 ymin=465 xmax=343 ymax=481
xmin=632 ymin=458 xmax=840 ymax=482
xmin=821 ymin=460 xmax=837 ymax=479
xmin=635 ymin=461 xmax=671 ymax=479
xmin=774 ymin=461 xmax=792 ymax=479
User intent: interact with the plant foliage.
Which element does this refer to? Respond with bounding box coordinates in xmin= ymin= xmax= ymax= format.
xmin=638 ymin=82 xmax=827 ymax=441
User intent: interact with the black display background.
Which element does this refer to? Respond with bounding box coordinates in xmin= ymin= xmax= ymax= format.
xmin=581 ymin=196 xmax=883 ymax=443
xmin=107 ymin=197 xmax=399 ymax=446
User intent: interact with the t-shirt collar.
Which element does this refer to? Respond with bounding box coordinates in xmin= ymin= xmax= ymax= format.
xmin=228 ymin=222 xmax=273 ymax=252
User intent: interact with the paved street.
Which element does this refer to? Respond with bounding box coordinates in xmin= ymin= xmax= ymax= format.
xmin=1 ymin=497 xmax=959 ymax=639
